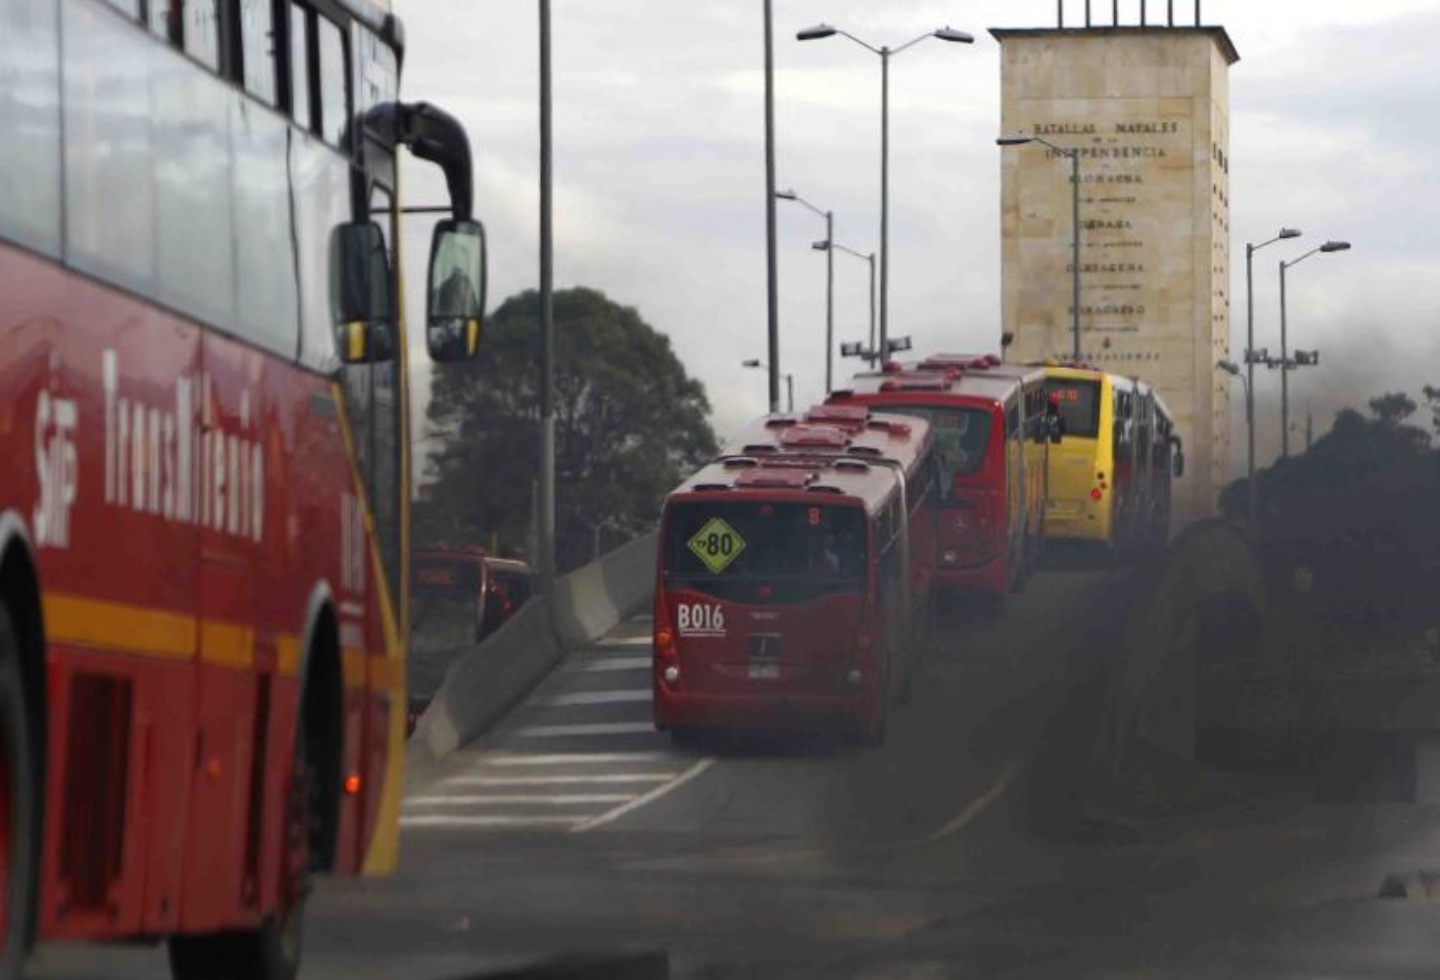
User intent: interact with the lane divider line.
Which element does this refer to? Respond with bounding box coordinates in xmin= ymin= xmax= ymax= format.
xmin=444 ymin=773 xmax=676 ymax=787
xmin=923 ymin=758 xmax=1022 ymax=845
xmin=568 ymin=657 xmax=650 ymax=673
xmin=572 ymin=758 xmax=716 ymax=833
xmin=507 ymin=721 xmax=656 ymax=738
xmin=401 ymin=815 xmax=579 ymax=829
xmin=483 ymin=752 xmax=671 ymax=767
xmin=540 ymin=690 xmax=651 ymax=708
xmin=404 ymin=794 xmax=634 ymax=806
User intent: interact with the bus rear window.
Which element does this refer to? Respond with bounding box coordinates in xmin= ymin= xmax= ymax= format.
xmin=869 ymin=405 xmax=991 ymax=492
xmin=1048 ymin=380 xmax=1101 ymax=439
xmin=663 ymin=502 xmax=866 ymax=604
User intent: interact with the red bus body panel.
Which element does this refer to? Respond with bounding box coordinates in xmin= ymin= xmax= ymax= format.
xmin=2 ymin=242 xmax=393 ymax=939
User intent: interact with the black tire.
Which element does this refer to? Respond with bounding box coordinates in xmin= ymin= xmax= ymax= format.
xmin=169 ymin=704 xmax=312 ymax=980
xmin=0 ymin=606 xmax=38 ymax=980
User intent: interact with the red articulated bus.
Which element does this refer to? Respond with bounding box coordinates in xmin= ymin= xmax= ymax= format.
xmin=830 ymin=355 xmax=1055 ymax=601
xmin=653 ymin=406 xmax=936 ymax=745
xmin=0 ymin=1 xmax=488 ymax=976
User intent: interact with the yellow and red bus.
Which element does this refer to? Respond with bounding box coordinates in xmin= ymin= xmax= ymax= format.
xmin=831 ymin=355 xmax=1052 ymax=599
xmin=0 ymin=1 xmax=486 ymax=975
xmin=653 ymin=406 xmax=936 ymax=746
xmin=1040 ymin=364 xmax=1184 ymax=555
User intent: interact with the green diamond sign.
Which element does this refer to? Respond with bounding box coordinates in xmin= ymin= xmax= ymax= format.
xmin=687 ymin=517 xmax=746 ymax=575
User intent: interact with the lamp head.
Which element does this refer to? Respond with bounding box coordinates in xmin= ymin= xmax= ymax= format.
xmin=996 ymin=134 xmax=1033 ymax=147
xmin=811 ymin=240 xmax=830 ymax=252
xmin=741 ymin=359 xmax=763 ymax=369
xmin=934 ymin=26 xmax=975 ymax=43
xmin=797 ymin=23 xmax=837 ymax=41
xmin=775 ymin=189 xmax=797 ymax=201
xmin=1216 ymin=359 xmax=1240 ymax=376
xmin=1279 ymin=228 xmax=1302 ymax=240
xmin=1320 ymin=240 xmax=1351 ymax=253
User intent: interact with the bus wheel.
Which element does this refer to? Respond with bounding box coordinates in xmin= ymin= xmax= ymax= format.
xmin=0 ymin=607 xmax=38 ymax=980
xmin=169 ymin=721 xmax=312 ymax=980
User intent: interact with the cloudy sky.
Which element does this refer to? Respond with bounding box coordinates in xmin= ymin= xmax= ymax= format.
xmin=394 ymin=0 xmax=1440 ymax=468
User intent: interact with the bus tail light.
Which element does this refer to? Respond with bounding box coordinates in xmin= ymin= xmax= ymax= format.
xmin=655 ymin=627 xmax=674 ymax=651
xmin=1090 ymin=487 xmax=1104 ymax=501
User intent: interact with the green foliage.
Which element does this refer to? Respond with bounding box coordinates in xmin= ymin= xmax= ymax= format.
xmin=415 ymin=287 xmax=718 ymax=572
xmin=1221 ymin=394 xmax=1440 ymax=632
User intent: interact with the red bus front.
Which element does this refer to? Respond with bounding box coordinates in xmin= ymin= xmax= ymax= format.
xmin=652 ymin=496 xmax=885 ymax=740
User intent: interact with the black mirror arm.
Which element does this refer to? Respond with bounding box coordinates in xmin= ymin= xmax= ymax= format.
xmin=392 ymin=102 xmax=474 ymax=221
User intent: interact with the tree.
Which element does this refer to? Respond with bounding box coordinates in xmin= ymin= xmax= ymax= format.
xmin=416 ymin=287 xmax=719 ymax=572
xmin=1368 ymin=391 xmax=1418 ymax=428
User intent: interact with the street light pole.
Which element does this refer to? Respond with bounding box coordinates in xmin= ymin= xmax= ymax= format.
xmin=879 ymin=46 xmax=890 ymax=360
xmin=825 ymin=209 xmax=834 ymax=392
xmin=763 ymin=0 xmax=781 ymax=412
xmin=1243 ymin=228 xmax=1300 ymax=524
xmin=797 ymin=23 xmax=974 ymax=371
xmin=1277 ymin=239 xmax=1351 ymax=458
xmin=743 ymin=359 xmax=793 ymax=411
xmin=997 ymin=134 xmax=1082 ymax=361
xmin=538 ymin=0 xmax=556 ymax=598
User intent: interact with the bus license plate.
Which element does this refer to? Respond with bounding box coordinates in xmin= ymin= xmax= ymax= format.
xmin=748 ymin=635 xmax=781 ymax=680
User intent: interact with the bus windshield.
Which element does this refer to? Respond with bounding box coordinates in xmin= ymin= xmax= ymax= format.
xmin=869 ymin=405 xmax=992 ymax=492
xmin=663 ymin=501 xmax=867 ymax=603
xmin=1048 ymin=379 xmax=1102 ymax=439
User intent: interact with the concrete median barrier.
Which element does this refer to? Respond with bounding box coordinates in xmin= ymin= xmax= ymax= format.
xmin=408 ymin=532 xmax=658 ymax=777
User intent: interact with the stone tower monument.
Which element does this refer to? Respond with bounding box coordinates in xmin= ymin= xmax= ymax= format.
xmin=993 ymin=3 xmax=1238 ymax=522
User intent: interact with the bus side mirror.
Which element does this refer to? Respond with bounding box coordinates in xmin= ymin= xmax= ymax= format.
xmin=1049 ymin=416 xmax=1065 ymax=444
xmin=1171 ymin=438 xmax=1185 ymax=478
xmin=330 ymin=222 xmax=396 ymax=364
xmin=427 ymin=218 xmax=488 ymax=362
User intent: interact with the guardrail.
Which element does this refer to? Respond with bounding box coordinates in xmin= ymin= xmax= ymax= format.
xmin=407 ymin=532 xmax=658 ymax=777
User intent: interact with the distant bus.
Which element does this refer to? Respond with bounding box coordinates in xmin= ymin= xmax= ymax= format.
xmin=0 ymin=1 xmax=487 ymax=976
xmin=832 ymin=355 xmax=1053 ymax=599
xmin=1040 ymin=364 xmax=1184 ymax=555
xmin=653 ymin=407 xmax=936 ymax=745
xmin=408 ymin=550 xmax=533 ymax=733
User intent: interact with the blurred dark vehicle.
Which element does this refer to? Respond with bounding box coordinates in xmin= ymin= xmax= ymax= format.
xmin=408 ymin=548 xmax=535 ymax=734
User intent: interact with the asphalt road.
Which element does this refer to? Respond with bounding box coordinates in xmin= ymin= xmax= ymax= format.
xmin=32 ymin=564 xmax=1440 ymax=979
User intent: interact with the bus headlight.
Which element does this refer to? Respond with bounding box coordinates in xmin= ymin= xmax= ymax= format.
xmin=663 ymin=665 xmax=680 ymax=684
xmin=942 ymin=549 xmax=959 ymax=565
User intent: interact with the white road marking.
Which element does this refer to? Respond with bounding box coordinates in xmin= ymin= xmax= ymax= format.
xmin=401 ymin=815 xmax=578 ymax=829
xmin=541 ymin=689 xmax=650 ymax=708
xmin=483 ymin=752 xmax=670 ymax=767
xmin=570 ymin=657 xmax=650 ymax=673
xmin=445 ymin=773 xmax=676 ymax=787
xmin=572 ymin=758 xmax=716 ymax=833
xmin=594 ymin=636 xmax=652 ymax=648
xmin=923 ymin=758 xmax=1021 ymax=844
xmin=508 ymin=721 xmax=655 ymax=738
xmin=405 ymin=794 xmax=633 ymax=806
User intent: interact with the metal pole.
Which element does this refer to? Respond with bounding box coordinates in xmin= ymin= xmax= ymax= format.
xmin=879 ymin=48 xmax=890 ymax=362
xmin=1058 ymin=0 xmax=1064 ymax=29
xmin=785 ymin=374 xmax=795 ymax=412
xmin=1280 ymin=259 xmax=1290 ymax=458
xmin=825 ymin=212 xmax=834 ymax=392
xmin=1070 ymin=151 xmax=1082 ymax=361
xmin=538 ymin=0 xmax=557 ymax=597
xmin=763 ymin=0 xmax=781 ymax=411
xmin=1244 ymin=243 xmax=1257 ymax=525
xmin=868 ymin=254 xmax=877 ymax=366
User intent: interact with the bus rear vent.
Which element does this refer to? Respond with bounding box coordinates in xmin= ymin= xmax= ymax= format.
xmin=61 ymin=673 xmax=133 ymax=912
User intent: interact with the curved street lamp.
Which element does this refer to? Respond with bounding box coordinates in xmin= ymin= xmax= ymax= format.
xmin=797 ymin=23 xmax=974 ymax=363
xmin=776 ymin=189 xmax=835 ymax=392
xmin=1278 ymin=240 xmax=1351 ymax=457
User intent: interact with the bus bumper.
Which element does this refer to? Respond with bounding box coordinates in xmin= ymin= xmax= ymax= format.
xmin=935 ymin=554 xmax=1009 ymax=598
xmin=654 ymin=685 xmax=875 ymax=736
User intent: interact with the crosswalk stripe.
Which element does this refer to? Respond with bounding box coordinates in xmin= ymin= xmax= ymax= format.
xmin=594 ymin=636 xmax=651 ymax=648
xmin=405 ymin=794 xmax=633 ymax=806
xmin=483 ymin=752 xmax=670 ymax=767
xmin=401 ymin=815 xmax=579 ymax=829
xmin=508 ymin=721 xmax=655 ymax=738
xmin=445 ymin=773 xmax=675 ymax=787
xmin=541 ymin=689 xmax=650 ymax=707
xmin=569 ymin=657 xmax=649 ymax=673
xmin=572 ymin=758 xmax=716 ymax=833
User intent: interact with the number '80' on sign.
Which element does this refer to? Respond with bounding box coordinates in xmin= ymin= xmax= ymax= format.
xmin=687 ymin=517 xmax=746 ymax=574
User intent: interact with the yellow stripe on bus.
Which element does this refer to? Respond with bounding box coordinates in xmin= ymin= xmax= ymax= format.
xmin=200 ymin=620 xmax=255 ymax=669
xmin=44 ymin=593 xmax=194 ymax=660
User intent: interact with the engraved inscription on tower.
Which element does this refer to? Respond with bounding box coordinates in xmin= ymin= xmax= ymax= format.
xmin=992 ymin=24 xmax=1239 ymax=522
